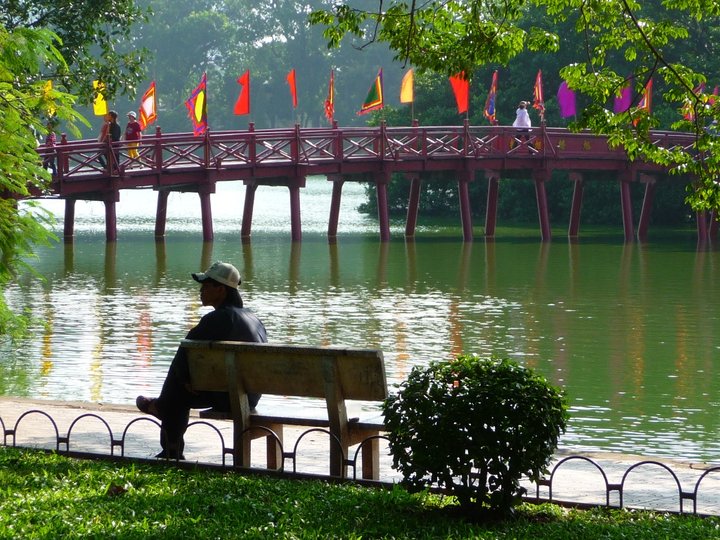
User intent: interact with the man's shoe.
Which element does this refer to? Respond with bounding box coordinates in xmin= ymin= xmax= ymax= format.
xmin=155 ymin=449 xmax=185 ymax=460
xmin=136 ymin=396 xmax=161 ymax=419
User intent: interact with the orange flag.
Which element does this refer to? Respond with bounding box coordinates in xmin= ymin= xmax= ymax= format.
xmin=139 ymin=81 xmax=157 ymax=129
xmin=234 ymin=70 xmax=250 ymax=115
xmin=449 ymin=72 xmax=469 ymax=114
xmin=324 ymin=70 xmax=335 ymax=123
xmin=286 ymin=69 xmax=298 ymax=109
xmin=184 ymin=73 xmax=207 ymax=136
xmin=400 ymin=69 xmax=414 ymax=104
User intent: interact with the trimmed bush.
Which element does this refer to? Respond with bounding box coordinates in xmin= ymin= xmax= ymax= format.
xmin=383 ymin=354 xmax=569 ymax=516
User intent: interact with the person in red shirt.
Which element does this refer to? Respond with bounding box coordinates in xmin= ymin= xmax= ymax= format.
xmin=124 ymin=111 xmax=142 ymax=159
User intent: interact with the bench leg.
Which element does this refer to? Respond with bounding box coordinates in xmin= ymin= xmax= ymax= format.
xmin=361 ymin=437 xmax=380 ymax=480
xmin=265 ymin=424 xmax=283 ymax=470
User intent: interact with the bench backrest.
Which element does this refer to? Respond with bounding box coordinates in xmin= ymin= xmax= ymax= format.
xmin=182 ymin=339 xmax=388 ymax=402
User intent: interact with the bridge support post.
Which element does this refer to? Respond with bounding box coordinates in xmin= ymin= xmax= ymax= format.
xmin=63 ymin=199 xmax=76 ymax=242
xmin=405 ymin=173 xmax=421 ymax=238
xmin=241 ymin=182 xmax=258 ymax=239
xmin=375 ymin=172 xmax=391 ymax=242
xmin=198 ymin=187 xmax=214 ymax=242
xmin=289 ymin=176 xmax=305 ymax=242
xmin=619 ymin=172 xmax=635 ymax=242
xmin=534 ymin=170 xmax=551 ymax=242
xmin=697 ymin=211 xmax=709 ymax=244
xmin=155 ymin=190 xmax=169 ymax=238
xmin=327 ymin=175 xmax=343 ymax=240
xmin=568 ymin=172 xmax=584 ymax=238
xmin=484 ymin=170 xmax=500 ymax=238
xmin=458 ymin=170 xmax=474 ymax=242
xmin=637 ymin=174 xmax=656 ymax=242
xmin=104 ymin=193 xmax=118 ymax=242
xmin=710 ymin=211 xmax=719 ymax=242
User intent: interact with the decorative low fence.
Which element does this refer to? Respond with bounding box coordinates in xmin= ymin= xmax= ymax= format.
xmin=2 ymin=406 xmax=719 ymax=516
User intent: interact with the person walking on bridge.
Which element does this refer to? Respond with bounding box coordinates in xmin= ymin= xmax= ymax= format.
xmin=136 ymin=261 xmax=268 ymax=460
xmin=124 ymin=111 xmax=142 ymax=159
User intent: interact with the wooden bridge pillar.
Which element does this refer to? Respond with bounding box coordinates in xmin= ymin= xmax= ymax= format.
xmin=637 ymin=174 xmax=657 ymax=242
xmin=697 ymin=211 xmax=709 ymax=244
xmin=63 ymin=198 xmax=76 ymax=242
xmin=484 ymin=170 xmax=500 ymax=238
xmin=405 ymin=173 xmax=422 ymax=238
xmin=327 ymin=174 xmax=343 ymax=240
xmin=458 ymin=170 xmax=474 ymax=242
xmin=710 ymin=210 xmax=719 ymax=242
xmin=241 ymin=182 xmax=258 ymax=239
xmin=568 ymin=172 xmax=584 ymax=238
xmin=155 ymin=190 xmax=169 ymax=238
xmin=198 ymin=186 xmax=214 ymax=242
xmin=619 ymin=171 xmax=635 ymax=242
xmin=375 ymin=172 xmax=391 ymax=242
xmin=533 ymin=170 xmax=551 ymax=242
xmin=103 ymin=192 xmax=119 ymax=242
xmin=289 ymin=176 xmax=306 ymax=242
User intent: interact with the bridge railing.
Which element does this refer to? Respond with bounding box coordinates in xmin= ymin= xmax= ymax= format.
xmin=42 ymin=125 xmax=698 ymax=192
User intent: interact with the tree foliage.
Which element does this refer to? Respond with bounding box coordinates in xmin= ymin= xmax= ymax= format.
xmin=0 ymin=27 xmax=84 ymax=338
xmin=1 ymin=0 xmax=150 ymax=104
xmin=310 ymin=0 xmax=720 ymax=214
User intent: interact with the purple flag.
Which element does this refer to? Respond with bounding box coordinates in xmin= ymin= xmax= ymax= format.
xmin=557 ymin=81 xmax=576 ymax=118
xmin=614 ymin=84 xmax=632 ymax=113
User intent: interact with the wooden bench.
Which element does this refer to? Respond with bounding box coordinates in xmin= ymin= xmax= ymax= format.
xmin=182 ymin=339 xmax=388 ymax=479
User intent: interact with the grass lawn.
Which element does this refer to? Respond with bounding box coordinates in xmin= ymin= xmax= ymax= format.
xmin=1 ymin=447 xmax=718 ymax=539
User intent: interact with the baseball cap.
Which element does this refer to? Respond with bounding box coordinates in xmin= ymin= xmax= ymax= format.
xmin=192 ymin=261 xmax=241 ymax=289
xmin=127 ymin=111 xmax=137 ymax=118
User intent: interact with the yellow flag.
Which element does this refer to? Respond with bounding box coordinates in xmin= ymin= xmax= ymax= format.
xmin=44 ymin=80 xmax=56 ymax=115
xmin=400 ymin=69 xmax=414 ymax=104
xmin=93 ymin=80 xmax=108 ymax=116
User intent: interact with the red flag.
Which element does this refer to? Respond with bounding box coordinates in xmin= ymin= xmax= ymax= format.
xmin=483 ymin=70 xmax=498 ymax=125
xmin=286 ymin=69 xmax=298 ymax=109
xmin=184 ymin=73 xmax=207 ymax=136
xmin=324 ymin=70 xmax=335 ymax=123
xmin=234 ymin=70 xmax=250 ymax=115
xmin=449 ymin=72 xmax=469 ymax=114
xmin=358 ymin=69 xmax=384 ymax=115
xmin=533 ymin=70 xmax=545 ymax=114
xmin=139 ymin=81 xmax=157 ymax=130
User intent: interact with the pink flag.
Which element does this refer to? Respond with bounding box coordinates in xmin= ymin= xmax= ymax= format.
xmin=557 ymin=81 xmax=576 ymax=118
xmin=614 ymin=81 xmax=632 ymax=113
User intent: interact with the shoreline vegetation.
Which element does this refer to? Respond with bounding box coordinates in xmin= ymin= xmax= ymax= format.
xmin=1 ymin=447 xmax=718 ymax=539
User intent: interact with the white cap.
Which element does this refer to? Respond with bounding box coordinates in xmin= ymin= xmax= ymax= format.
xmin=127 ymin=111 xmax=137 ymax=118
xmin=192 ymin=261 xmax=241 ymax=289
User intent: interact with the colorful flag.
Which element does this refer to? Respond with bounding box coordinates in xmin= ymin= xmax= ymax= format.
xmin=614 ymin=79 xmax=632 ymax=113
xmin=533 ymin=70 xmax=545 ymax=114
xmin=449 ymin=72 xmax=469 ymax=114
xmin=483 ymin=70 xmax=498 ymax=124
xmin=93 ymin=80 xmax=108 ymax=116
xmin=400 ymin=69 xmax=414 ymax=104
xmin=682 ymin=83 xmax=705 ymax=121
xmin=185 ymin=73 xmax=208 ymax=136
xmin=324 ymin=70 xmax=335 ymax=123
xmin=557 ymin=81 xmax=576 ymax=118
xmin=139 ymin=81 xmax=157 ymax=130
xmin=638 ymin=78 xmax=652 ymax=113
xmin=44 ymin=80 xmax=56 ymax=116
xmin=358 ymin=69 xmax=384 ymax=115
xmin=286 ymin=69 xmax=298 ymax=109
xmin=234 ymin=70 xmax=250 ymax=115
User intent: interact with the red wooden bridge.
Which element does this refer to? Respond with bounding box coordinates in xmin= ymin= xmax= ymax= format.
xmin=35 ymin=121 xmax=718 ymax=243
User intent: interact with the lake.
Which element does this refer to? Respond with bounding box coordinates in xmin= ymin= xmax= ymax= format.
xmin=2 ymin=178 xmax=719 ymax=461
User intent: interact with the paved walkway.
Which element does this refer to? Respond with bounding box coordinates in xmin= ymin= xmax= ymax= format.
xmin=2 ymin=397 xmax=719 ymax=515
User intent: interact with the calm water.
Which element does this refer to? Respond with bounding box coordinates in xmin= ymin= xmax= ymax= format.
xmin=2 ymin=178 xmax=719 ymax=461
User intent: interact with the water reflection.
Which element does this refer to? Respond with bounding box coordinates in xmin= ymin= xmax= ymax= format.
xmin=3 ymin=232 xmax=720 ymax=461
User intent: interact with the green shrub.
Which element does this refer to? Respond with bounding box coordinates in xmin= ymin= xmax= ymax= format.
xmin=383 ymin=354 xmax=569 ymax=517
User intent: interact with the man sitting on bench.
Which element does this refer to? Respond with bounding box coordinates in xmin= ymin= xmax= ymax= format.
xmin=136 ymin=261 xmax=267 ymax=459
